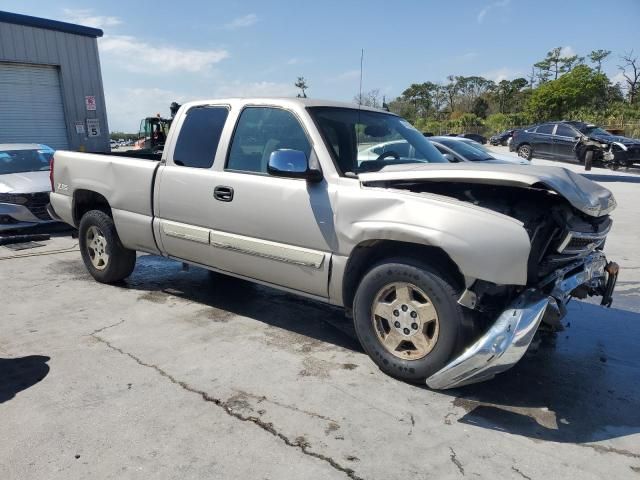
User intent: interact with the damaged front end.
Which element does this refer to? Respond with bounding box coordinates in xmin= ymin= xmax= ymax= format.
xmin=422 ymin=181 xmax=618 ymax=389
xmin=359 ymin=166 xmax=619 ymax=389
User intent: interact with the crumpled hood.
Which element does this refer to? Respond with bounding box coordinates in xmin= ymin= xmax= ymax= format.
xmin=589 ymin=133 xmax=640 ymax=146
xmin=359 ymin=163 xmax=616 ymax=217
xmin=0 ymin=171 xmax=51 ymax=194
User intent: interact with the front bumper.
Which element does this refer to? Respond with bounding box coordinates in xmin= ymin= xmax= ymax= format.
xmin=0 ymin=201 xmax=56 ymax=232
xmin=426 ymin=251 xmax=617 ymax=389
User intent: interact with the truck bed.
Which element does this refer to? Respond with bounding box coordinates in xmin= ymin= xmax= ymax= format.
xmin=50 ymin=150 xmax=161 ymax=254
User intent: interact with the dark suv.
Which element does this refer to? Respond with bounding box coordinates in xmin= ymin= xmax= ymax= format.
xmin=510 ymin=121 xmax=640 ymax=166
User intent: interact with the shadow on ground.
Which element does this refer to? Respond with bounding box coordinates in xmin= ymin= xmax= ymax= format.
xmin=440 ymin=301 xmax=640 ymax=444
xmin=0 ymin=355 xmax=50 ymax=403
xmin=583 ymin=173 xmax=640 ymax=184
xmin=121 ymin=255 xmax=363 ymax=353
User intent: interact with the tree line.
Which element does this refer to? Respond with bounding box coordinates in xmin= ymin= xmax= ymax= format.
xmin=294 ymin=48 xmax=640 ymax=136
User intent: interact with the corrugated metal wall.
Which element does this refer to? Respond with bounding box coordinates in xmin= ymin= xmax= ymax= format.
xmin=0 ymin=21 xmax=110 ymax=152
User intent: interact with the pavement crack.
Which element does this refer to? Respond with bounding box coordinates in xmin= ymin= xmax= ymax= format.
xmin=579 ymin=442 xmax=640 ymax=459
xmin=511 ymin=465 xmax=532 ymax=480
xmin=92 ymin=333 xmax=364 ymax=480
xmin=88 ymin=319 xmax=126 ymax=336
xmin=449 ymin=447 xmax=465 ymax=476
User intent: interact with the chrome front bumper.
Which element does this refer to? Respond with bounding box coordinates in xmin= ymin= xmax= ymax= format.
xmin=426 ymin=290 xmax=549 ymax=389
xmin=426 ymin=252 xmax=616 ymax=390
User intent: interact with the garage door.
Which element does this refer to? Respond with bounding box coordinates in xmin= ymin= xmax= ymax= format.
xmin=0 ymin=62 xmax=69 ymax=150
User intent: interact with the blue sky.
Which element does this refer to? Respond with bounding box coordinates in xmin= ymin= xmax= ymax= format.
xmin=3 ymin=0 xmax=639 ymax=131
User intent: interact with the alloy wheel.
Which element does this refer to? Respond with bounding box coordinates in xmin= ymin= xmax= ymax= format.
xmin=86 ymin=225 xmax=109 ymax=270
xmin=371 ymin=282 xmax=440 ymax=360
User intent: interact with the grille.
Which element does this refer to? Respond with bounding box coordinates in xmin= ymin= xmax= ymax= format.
xmin=558 ymin=231 xmax=607 ymax=255
xmin=566 ymin=237 xmax=602 ymax=251
xmin=0 ymin=192 xmax=51 ymax=220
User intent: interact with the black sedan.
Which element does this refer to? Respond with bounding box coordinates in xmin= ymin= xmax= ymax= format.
xmin=489 ymin=129 xmax=513 ymax=146
xmin=510 ymin=121 xmax=640 ymax=166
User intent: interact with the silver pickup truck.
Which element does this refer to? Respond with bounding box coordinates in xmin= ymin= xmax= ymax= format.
xmin=49 ymin=98 xmax=619 ymax=389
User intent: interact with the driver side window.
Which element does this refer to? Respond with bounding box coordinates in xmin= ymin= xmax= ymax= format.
xmin=226 ymin=107 xmax=311 ymax=174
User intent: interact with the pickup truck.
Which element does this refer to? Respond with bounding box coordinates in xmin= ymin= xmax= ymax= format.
xmin=49 ymin=98 xmax=619 ymax=389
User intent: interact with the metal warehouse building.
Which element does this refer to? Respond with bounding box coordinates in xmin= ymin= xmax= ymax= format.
xmin=0 ymin=11 xmax=109 ymax=152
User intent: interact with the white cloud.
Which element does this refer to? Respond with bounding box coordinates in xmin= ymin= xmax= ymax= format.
xmin=481 ymin=67 xmax=523 ymax=82
xmin=213 ymin=80 xmax=296 ymax=98
xmin=477 ymin=0 xmax=510 ymax=23
xmin=560 ymin=46 xmax=576 ymax=57
xmin=224 ymin=14 xmax=258 ymax=29
xmin=100 ymin=35 xmax=229 ymax=73
xmin=62 ymin=8 xmax=121 ymax=29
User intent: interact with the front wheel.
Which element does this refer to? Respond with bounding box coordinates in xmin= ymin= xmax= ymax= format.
xmin=79 ymin=210 xmax=136 ymax=283
xmin=353 ymin=259 xmax=466 ymax=384
xmin=584 ymin=150 xmax=593 ymax=171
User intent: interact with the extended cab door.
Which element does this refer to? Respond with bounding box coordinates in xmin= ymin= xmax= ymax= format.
xmin=155 ymin=104 xmax=335 ymax=299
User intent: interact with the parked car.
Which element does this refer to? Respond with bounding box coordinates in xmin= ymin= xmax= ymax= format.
xmin=429 ymin=136 xmax=529 ymax=165
xmin=458 ymin=133 xmax=487 ymax=144
xmin=489 ymin=129 xmax=514 ymax=146
xmin=110 ymin=139 xmax=118 ymax=150
xmin=49 ymin=98 xmax=618 ymax=389
xmin=0 ymin=144 xmax=57 ymax=231
xmin=510 ymin=121 xmax=640 ymax=167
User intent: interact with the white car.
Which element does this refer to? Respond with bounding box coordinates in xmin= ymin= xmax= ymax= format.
xmin=0 ymin=143 xmax=58 ymax=231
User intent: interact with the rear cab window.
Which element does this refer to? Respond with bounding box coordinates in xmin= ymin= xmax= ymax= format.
xmin=173 ymin=106 xmax=229 ymax=168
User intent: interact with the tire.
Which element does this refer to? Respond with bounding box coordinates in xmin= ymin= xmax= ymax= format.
xmin=79 ymin=210 xmax=136 ymax=283
xmin=517 ymin=144 xmax=533 ymax=160
xmin=584 ymin=150 xmax=593 ymax=171
xmin=353 ymin=259 xmax=466 ymax=384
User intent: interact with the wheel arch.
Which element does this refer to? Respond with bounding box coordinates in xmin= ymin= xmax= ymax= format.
xmin=73 ymin=189 xmax=112 ymax=226
xmin=341 ymin=240 xmax=465 ymax=311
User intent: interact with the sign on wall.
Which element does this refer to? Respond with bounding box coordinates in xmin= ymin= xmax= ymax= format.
xmin=86 ymin=118 xmax=100 ymax=137
xmin=75 ymin=121 xmax=85 ymax=134
xmin=85 ymin=95 xmax=96 ymax=111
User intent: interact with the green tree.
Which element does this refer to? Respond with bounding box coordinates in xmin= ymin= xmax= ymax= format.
xmin=472 ymin=97 xmax=489 ymax=118
xmin=526 ymin=65 xmax=608 ymax=121
xmin=588 ymin=49 xmax=611 ymax=73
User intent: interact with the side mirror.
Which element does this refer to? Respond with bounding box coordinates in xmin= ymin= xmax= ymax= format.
xmin=442 ymin=153 xmax=458 ymax=163
xmin=267 ymin=149 xmax=322 ymax=182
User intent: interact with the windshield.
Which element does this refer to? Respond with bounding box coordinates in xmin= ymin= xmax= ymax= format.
xmin=0 ymin=148 xmax=53 ymax=175
xmin=580 ymin=125 xmax=611 ymax=136
xmin=437 ymin=139 xmax=494 ymax=161
xmin=309 ymin=107 xmax=447 ymax=174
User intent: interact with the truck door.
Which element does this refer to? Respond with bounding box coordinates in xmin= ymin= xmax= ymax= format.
xmin=155 ymin=105 xmax=334 ymax=299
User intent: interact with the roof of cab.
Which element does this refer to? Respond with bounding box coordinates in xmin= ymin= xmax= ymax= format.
xmin=178 ymin=97 xmax=395 ymax=115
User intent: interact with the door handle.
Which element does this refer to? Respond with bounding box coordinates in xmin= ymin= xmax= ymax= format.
xmin=214 ymin=185 xmax=234 ymax=202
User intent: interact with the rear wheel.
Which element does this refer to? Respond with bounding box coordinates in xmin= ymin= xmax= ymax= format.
xmin=353 ymin=259 xmax=466 ymax=384
xmin=79 ymin=210 xmax=136 ymax=283
xmin=517 ymin=144 xmax=533 ymax=160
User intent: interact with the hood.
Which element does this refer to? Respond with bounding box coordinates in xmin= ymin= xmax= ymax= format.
xmin=589 ymin=133 xmax=640 ymax=146
xmin=0 ymin=171 xmax=51 ymax=194
xmin=359 ymin=163 xmax=616 ymax=217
